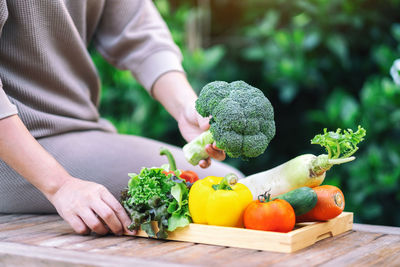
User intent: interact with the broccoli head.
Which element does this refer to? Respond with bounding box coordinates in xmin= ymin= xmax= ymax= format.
xmin=183 ymin=80 xmax=275 ymax=165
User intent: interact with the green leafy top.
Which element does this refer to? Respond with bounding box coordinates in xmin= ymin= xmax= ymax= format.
xmin=309 ymin=126 xmax=367 ymax=175
xmin=311 ymin=126 xmax=366 ymax=159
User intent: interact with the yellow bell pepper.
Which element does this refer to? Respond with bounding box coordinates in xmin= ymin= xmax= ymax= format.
xmin=188 ymin=173 xmax=253 ymax=227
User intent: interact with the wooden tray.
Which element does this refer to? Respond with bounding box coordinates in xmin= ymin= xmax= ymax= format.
xmin=134 ymin=212 xmax=353 ymax=253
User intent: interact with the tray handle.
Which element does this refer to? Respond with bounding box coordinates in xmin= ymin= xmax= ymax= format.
xmin=316 ymin=231 xmax=333 ymax=242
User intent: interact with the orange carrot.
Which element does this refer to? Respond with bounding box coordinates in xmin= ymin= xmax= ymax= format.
xmin=296 ymin=185 xmax=345 ymax=222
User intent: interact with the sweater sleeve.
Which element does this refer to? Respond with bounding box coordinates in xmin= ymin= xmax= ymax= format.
xmin=0 ymin=0 xmax=18 ymax=120
xmin=94 ymin=0 xmax=184 ymax=92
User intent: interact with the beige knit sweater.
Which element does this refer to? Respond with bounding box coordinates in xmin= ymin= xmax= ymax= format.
xmin=0 ymin=0 xmax=183 ymax=138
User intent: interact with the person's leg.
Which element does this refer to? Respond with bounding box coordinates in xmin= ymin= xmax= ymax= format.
xmin=0 ymin=130 xmax=242 ymax=213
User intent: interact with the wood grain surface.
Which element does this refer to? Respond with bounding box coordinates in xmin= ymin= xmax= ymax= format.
xmin=0 ymin=213 xmax=399 ymax=267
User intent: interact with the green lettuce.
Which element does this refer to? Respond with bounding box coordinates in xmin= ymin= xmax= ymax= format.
xmin=120 ymin=167 xmax=191 ymax=239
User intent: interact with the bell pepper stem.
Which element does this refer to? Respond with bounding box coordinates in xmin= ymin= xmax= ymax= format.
xmin=212 ymin=173 xmax=238 ymax=191
xmin=226 ymin=173 xmax=239 ymax=186
xmin=160 ymin=147 xmax=177 ymax=171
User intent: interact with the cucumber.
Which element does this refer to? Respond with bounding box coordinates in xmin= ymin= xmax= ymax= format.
xmin=273 ymin=187 xmax=317 ymax=216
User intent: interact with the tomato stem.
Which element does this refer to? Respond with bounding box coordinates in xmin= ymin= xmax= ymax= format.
xmin=258 ymin=190 xmax=272 ymax=203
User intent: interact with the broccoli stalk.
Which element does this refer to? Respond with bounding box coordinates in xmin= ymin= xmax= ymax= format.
xmin=183 ymin=130 xmax=214 ymax=165
xmin=183 ymin=81 xmax=276 ymax=165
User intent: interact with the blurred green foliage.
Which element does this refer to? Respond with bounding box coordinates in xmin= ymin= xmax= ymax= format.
xmin=94 ymin=0 xmax=400 ymax=226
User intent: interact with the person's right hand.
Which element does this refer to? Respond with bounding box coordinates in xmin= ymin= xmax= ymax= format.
xmin=47 ymin=177 xmax=133 ymax=235
xmin=177 ymin=102 xmax=226 ymax=168
xmin=0 ymin=115 xmax=133 ymax=236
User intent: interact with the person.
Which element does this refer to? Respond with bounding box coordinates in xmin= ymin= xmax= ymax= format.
xmin=0 ymin=1 xmax=239 ymax=236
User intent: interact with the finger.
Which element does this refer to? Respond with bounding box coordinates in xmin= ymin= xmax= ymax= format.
xmin=64 ymin=214 xmax=90 ymax=235
xmin=199 ymin=157 xmax=211 ymax=168
xmin=123 ymin=228 xmax=137 ymax=236
xmin=100 ymin=190 xmax=133 ymax=234
xmin=91 ymin=201 xmax=123 ymax=235
xmin=212 ymin=142 xmax=223 ymax=151
xmin=197 ymin=115 xmax=210 ymax=131
xmin=205 ymin=144 xmax=226 ymax=161
xmin=79 ymin=209 xmax=109 ymax=235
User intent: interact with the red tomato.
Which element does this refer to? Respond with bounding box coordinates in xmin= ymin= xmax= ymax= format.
xmin=244 ymin=198 xmax=295 ymax=233
xmin=162 ymin=170 xmax=199 ymax=183
xmin=179 ymin=170 xmax=199 ymax=183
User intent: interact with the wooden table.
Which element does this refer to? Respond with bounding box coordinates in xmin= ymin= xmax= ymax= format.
xmin=0 ymin=213 xmax=399 ymax=266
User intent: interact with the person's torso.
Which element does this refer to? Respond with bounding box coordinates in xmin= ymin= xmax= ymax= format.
xmin=0 ymin=0 xmax=115 ymax=138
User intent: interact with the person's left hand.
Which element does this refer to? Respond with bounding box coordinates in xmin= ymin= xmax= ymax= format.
xmin=178 ymin=104 xmax=225 ymax=168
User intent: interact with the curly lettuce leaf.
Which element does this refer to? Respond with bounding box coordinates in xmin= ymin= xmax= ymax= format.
xmin=121 ymin=167 xmax=191 ymax=238
xmin=127 ymin=168 xmax=174 ymax=206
